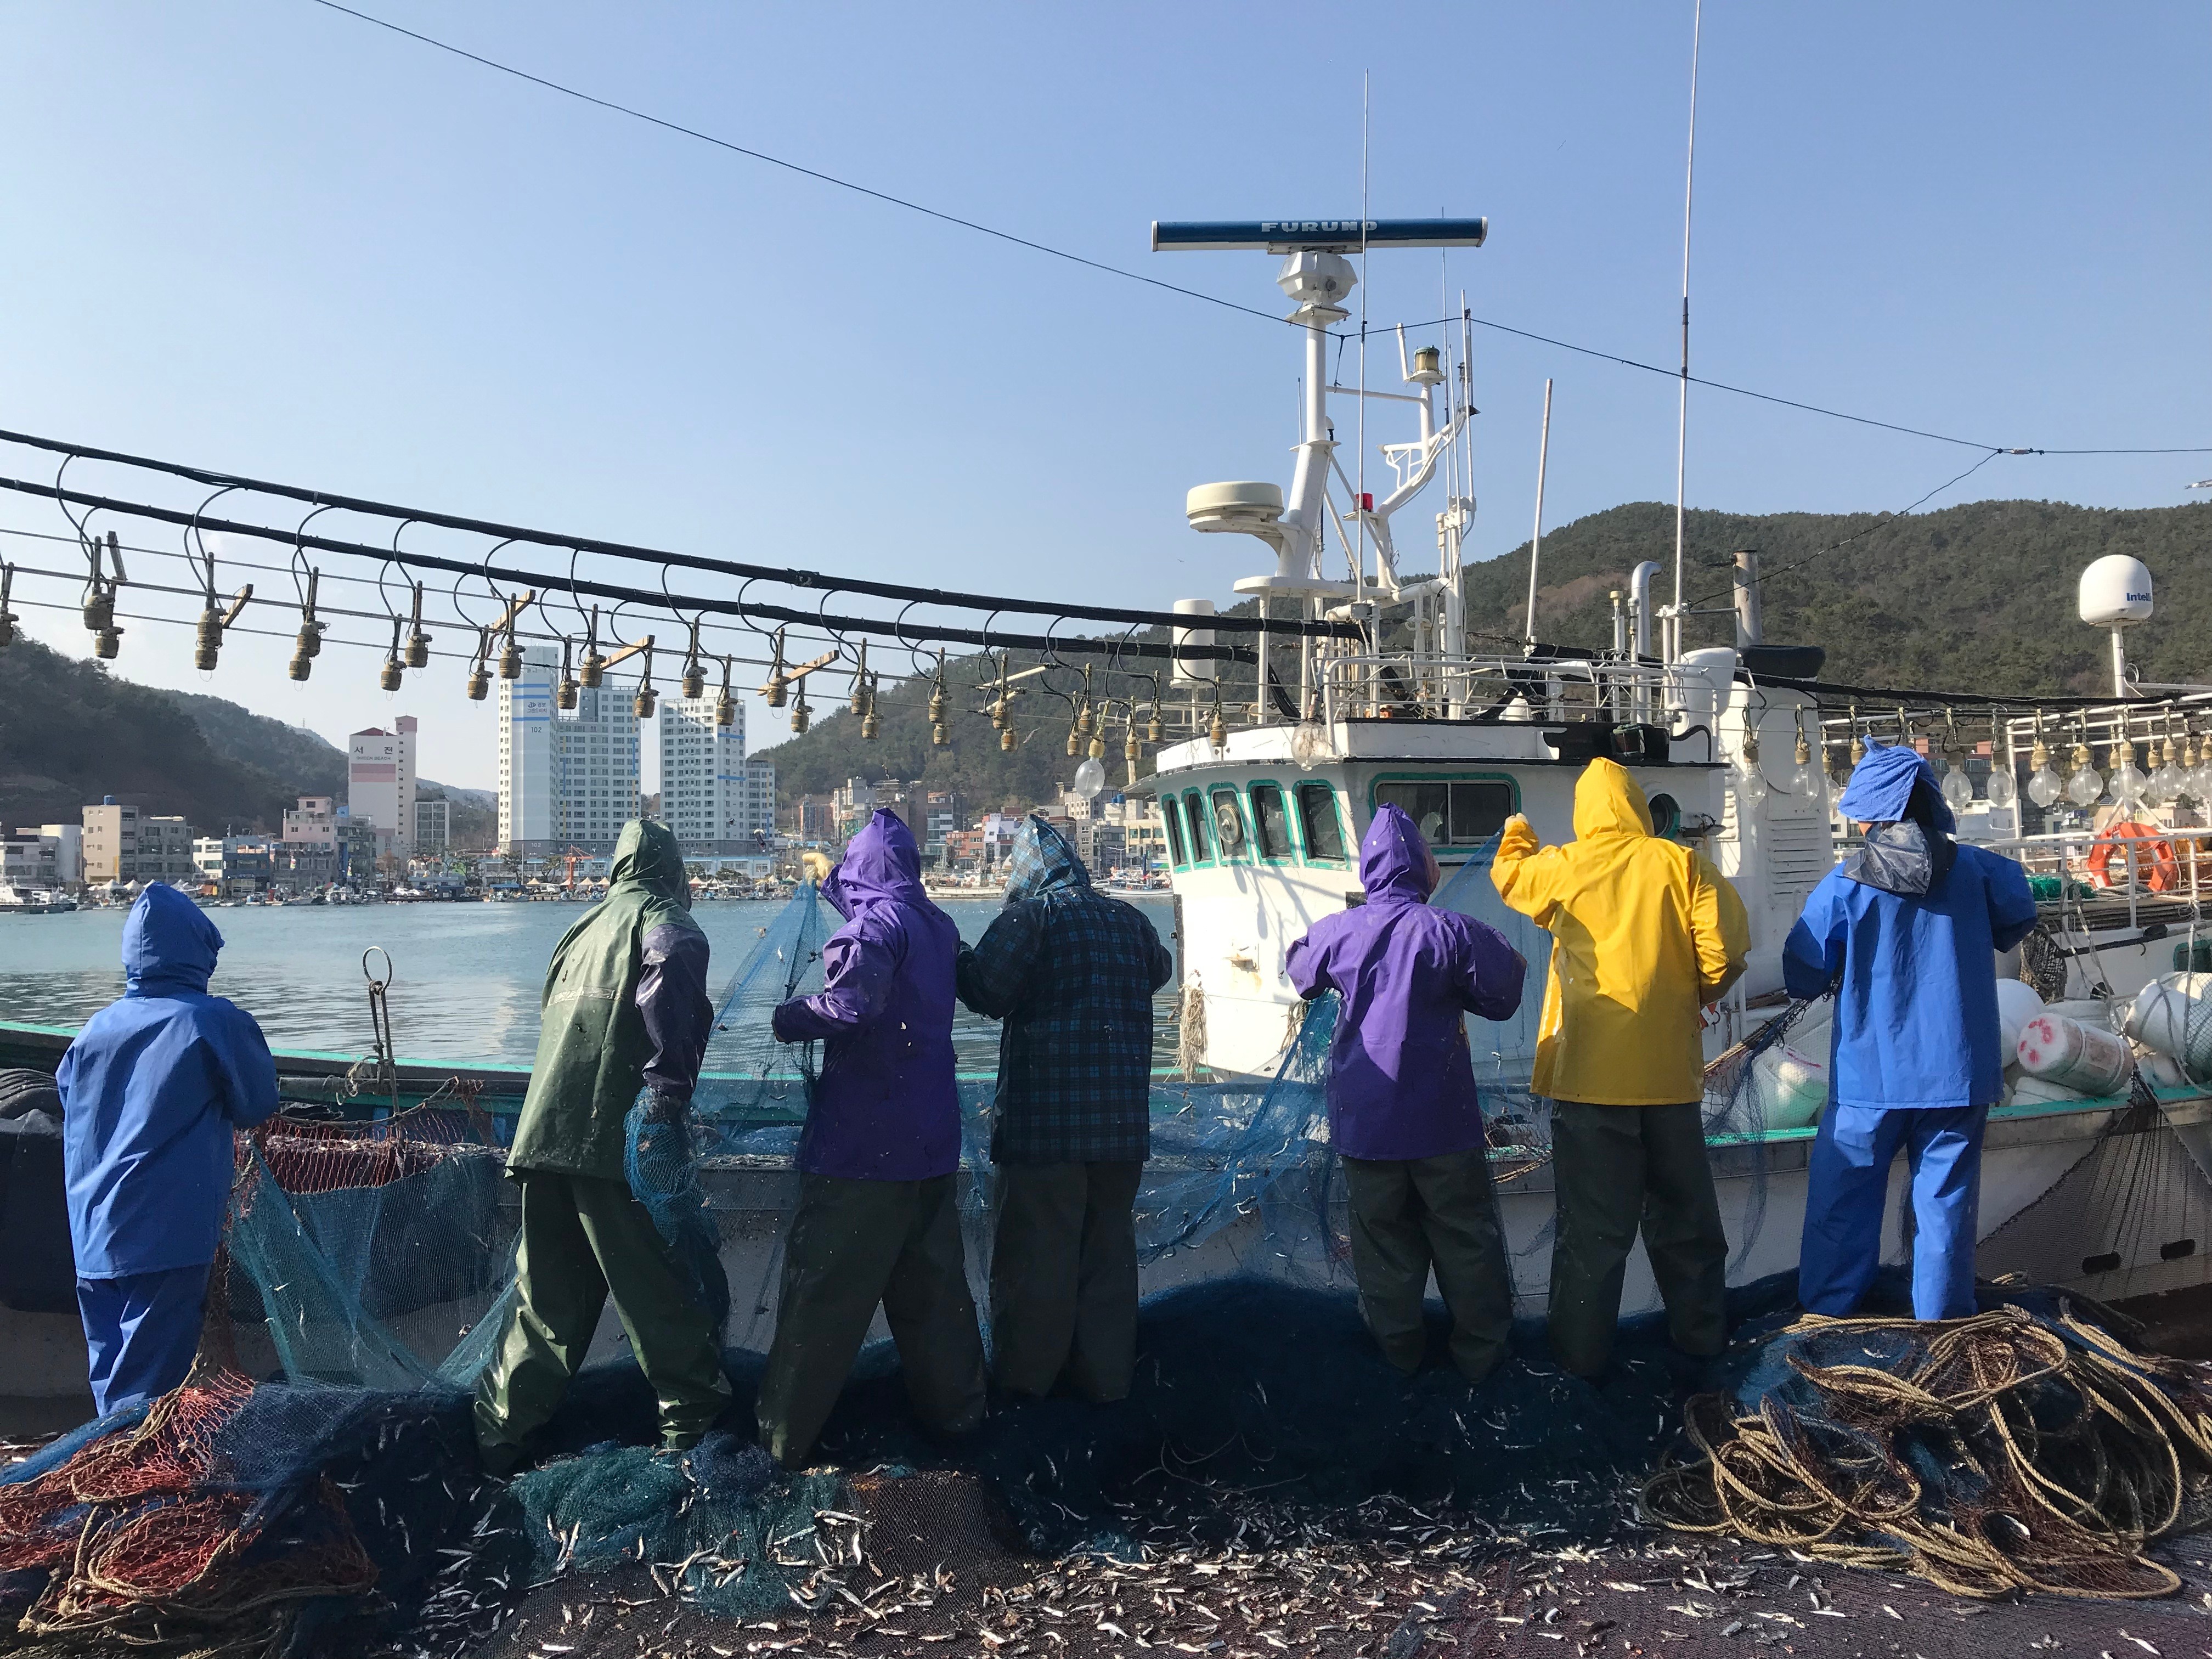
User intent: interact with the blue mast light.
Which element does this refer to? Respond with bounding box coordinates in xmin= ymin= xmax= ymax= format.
xmin=1151 ymin=218 xmax=1488 ymax=253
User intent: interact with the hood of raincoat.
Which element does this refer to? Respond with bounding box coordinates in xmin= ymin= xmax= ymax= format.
xmin=1358 ymin=803 xmax=1440 ymax=905
xmin=122 ymin=884 xmax=222 ymax=996
xmin=1838 ymin=742 xmax=1957 ymax=836
xmin=608 ymin=818 xmax=691 ymax=909
xmin=1003 ymin=814 xmax=1089 ymax=904
xmin=1572 ymin=758 xmax=1657 ymax=842
xmin=823 ymin=810 xmax=927 ymax=919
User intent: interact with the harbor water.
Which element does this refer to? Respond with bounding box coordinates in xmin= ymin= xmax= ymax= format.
xmin=0 ymin=896 xmax=1181 ymax=1071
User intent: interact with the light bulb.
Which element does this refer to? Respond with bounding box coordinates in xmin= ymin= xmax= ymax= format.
xmin=1986 ymin=765 xmax=2018 ymax=808
xmin=1941 ymin=768 xmax=1974 ymax=812
xmin=1289 ymin=720 xmax=1330 ymax=769
xmin=2067 ymin=763 xmax=2104 ymax=808
xmin=1072 ymin=757 xmax=1107 ymax=799
xmin=1734 ymin=751 xmax=1768 ymax=808
xmin=2108 ymin=763 xmax=2148 ymax=809
xmin=2026 ymin=739 xmax=2061 ymax=807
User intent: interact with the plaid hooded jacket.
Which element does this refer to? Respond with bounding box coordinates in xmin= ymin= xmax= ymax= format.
xmin=955 ymin=816 xmax=1175 ymax=1164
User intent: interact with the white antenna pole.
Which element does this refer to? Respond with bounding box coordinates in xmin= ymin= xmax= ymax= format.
xmin=1356 ymin=69 xmax=1370 ymax=601
xmin=1669 ymin=0 xmax=1703 ymax=664
xmin=1525 ymin=378 xmax=1554 ymax=648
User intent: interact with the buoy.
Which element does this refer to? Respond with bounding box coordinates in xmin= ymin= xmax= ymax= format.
xmin=1994 ymin=978 xmax=2044 ymax=1060
xmin=2016 ymin=1012 xmax=2132 ymax=1097
xmin=2124 ymin=972 xmax=2212 ymax=1079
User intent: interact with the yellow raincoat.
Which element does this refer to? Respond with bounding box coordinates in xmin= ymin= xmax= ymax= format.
xmin=1491 ymin=759 xmax=1748 ymax=1105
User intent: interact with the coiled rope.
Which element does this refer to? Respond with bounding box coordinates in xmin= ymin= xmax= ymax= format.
xmin=1642 ymin=1302 xmax=2212 ymax=1599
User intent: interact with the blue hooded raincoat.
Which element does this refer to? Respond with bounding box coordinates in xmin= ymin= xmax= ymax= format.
xmin=56 ymin=884 xmax=279 ymax=1277
xmin=1285 ymin=804 xmax=1526 ymax=1161
xmin=1783 ymin=742 xmax=2040 ymax=1320
xmin=1784 ymin=744 xmax=2039 ymax=1111
xmin=772 ymin=810 xmax=963 ymax=1181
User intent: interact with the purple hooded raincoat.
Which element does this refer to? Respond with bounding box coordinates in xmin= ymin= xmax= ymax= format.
xmin=1285 ymin=804 xmax=1526 ymax=1161
xmin=771 ymin=809 xmax=963 ymax=1181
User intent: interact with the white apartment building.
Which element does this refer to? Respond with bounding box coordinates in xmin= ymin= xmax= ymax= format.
xmin=657 ymin=695 xmax=746 ymax=851
xmin=348 ymin=716 xmax=418 ymax=860
xmin=653 ymin=697 xmax=777 ymax=850
xmin=501 ymin=646 xmax=643 ymax=855
xmin=499 ymin=648 xmax=556 ymax=853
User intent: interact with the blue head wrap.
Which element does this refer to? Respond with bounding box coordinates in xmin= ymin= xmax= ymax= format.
xmin=1837 ymin=741 xmax=1955 ymax=834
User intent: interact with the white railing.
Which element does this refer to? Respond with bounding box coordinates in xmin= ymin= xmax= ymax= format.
xmin=1314 ymin=651 xmax=1675 ymax=725
xmin=1973 ymin=823 xmax=2212 ymax=935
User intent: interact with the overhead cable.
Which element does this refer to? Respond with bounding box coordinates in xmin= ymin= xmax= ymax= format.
xmin=0 ymin=428 xmax=1352 ymax=641
xmin=0 ymin=476 xmax=1270 ymax=664
xmin=301 ymin=0 xmax=1285 ymax=326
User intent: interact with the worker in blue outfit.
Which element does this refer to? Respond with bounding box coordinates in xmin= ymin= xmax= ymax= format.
xmin=1784 ymin=742 xmax=2039 ymax=1321
xmin=55 ymin=884 xmax=279 ymax=1413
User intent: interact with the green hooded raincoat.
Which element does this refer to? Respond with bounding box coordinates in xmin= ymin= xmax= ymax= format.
xmin=507 ymin=820 xmax=702 ymax=1181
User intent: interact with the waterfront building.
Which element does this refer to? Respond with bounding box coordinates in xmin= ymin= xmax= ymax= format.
xmin=81 ymin=799 xmax=138 ymax=884
xmin=921 ymin=790 xmax=964 ymax=860
xmin=739 ymin=761 xmax=776 ymax=844
xmin=194 ymin=835 xmax=274 ymax=897
xmin=3 ymin=825 xmax=82 ymax=889
xmin=283 ymin=796 xmax=339 ymax=848
xmin=414 ymin=797 xmax=452 ymax=854
xmin=138 ymin=816 xmax=196 ymax=884
xmin=349 ymin=716 xmax=418 ymax=860
xmin=781 ymin=794 xmax=834 ymax=844
xmin=499 ymin=645 xmax=643 ymax=856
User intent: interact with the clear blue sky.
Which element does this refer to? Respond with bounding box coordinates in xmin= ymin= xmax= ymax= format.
xmin=2 ymin=2 xmax=2205 ymax=789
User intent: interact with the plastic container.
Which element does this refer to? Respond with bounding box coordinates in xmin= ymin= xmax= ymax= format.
xmin=1994 ymin=978 xmax=2044 ymax=1059
xmin=2015 ymin=1012 xmax=2134 ymax=1097
xmin=2124 ymin=972 xmax=2212 ymax=1079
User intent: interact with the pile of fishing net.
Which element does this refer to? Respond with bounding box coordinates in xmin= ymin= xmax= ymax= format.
xmin=1642 ymin=1288 xmax=2212 ymax=1599
xmin=0 ymin=1364 xmax=848 ymax=1657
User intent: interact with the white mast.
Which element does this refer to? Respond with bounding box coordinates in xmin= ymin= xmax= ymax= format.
xmin=1668 ymin=0 xmax=1704 ymax=664
xmin=1524 ymin=378 xmax=1554 ymax=648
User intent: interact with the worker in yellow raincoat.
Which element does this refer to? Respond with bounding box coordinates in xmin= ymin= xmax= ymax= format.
xmin=1491 ymin=758 xmax=1750 ymax=1378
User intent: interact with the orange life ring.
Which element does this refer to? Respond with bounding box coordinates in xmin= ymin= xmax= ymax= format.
xmin=2086 ymin=821 xmax=2181 ymax=892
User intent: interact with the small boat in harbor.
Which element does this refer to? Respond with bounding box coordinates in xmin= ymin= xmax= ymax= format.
xmin=0 ymin=885 xmax=77 ymax=915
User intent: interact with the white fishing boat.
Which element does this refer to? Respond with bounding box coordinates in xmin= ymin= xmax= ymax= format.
xmin=0 ymin=884 xmax=77 ymax=915
xmin=1137 ymin=216 xmax=2212 ymax=1314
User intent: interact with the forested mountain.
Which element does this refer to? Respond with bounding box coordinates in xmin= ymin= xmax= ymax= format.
xmin=1465 ymin=496 xmax=2212 ymax=695
xmin=757 ymin=496 xmax=2212 ymax=805
xmin=0 ymin=639 xmax=493 ymax=840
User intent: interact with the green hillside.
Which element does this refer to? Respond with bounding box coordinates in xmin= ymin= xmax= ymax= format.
xmin=1466 ymin=497 xmax=2212 ymax=695
xmin=757 ymin=496 xmax=2212 ymax=806
xmin=0 ymin=639 xmax=314 ymax=833
xmin=0 ymin=639 xmax=494 ymax=841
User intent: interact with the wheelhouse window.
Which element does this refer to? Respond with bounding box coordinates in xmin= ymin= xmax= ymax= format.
xmin=1296 ymin=782 xmax=1346 ymax=862
xmin=1209 ymin=788 xmax=1251 ymax=860
xmin=1374 ymin=779 xmax=1514 ymax=847
xmin=1250 ymin=783 xmax=1293 ymax=861
xmin=1162 ymin=797 xmax=1187 ymax=867
xmin=1183 ymin=791 xmax=1213 ymax=862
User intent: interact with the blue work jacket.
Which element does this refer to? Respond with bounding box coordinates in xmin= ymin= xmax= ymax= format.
xmin=55 ymin=885 xmax=279 ymax=1276
xmin=1783 ymin=838 xmax=2038 ymax=1111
